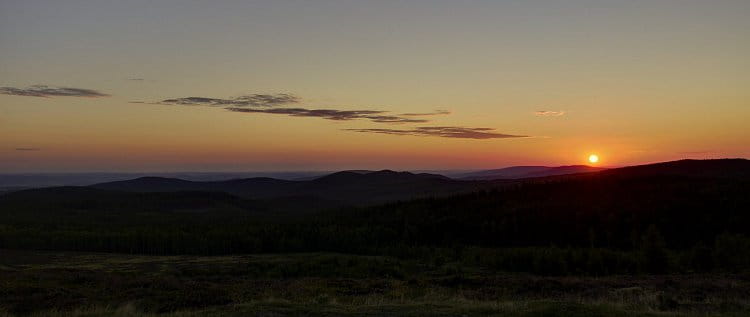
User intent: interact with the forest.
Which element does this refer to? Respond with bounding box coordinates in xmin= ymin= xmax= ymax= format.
xmin=1 ymin=160 xmax=748 ymax=275
xmin=1 ymin=160 xmax=749 ymax=316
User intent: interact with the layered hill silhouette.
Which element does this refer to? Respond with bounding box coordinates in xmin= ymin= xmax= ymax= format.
xmin=0 ymin=159 xmax=748 ymax=260
xmin=2 ymin=159 xmax=747 ymax=214
xmin=89 ymin=169 xmax=478 ymax=206
xmin=457 ymin=165 xmax=606 ymax=180
xmin=598 ymin=158 xmax=750 ymax=179
xmin=308 ymin=159 xmax=750 ymax=256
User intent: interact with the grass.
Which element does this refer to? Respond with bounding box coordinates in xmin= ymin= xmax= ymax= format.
xmin=1 ymin=249 xmax=748 ymax=316
xmin=3 ymin=301 xmax=743 ymax=317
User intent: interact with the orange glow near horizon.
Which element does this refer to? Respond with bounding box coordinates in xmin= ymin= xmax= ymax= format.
xmin=0 ymin=1 xmax=748 ymax=172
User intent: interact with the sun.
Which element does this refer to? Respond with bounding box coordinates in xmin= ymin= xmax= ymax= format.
xmin=588 ymin=154 xmax=600 ymax=164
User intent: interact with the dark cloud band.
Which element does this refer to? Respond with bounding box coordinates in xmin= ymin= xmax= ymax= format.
xmin=0 ymin=85 xmax=109 ymax=98
xmin=159 ymin=93 xmax=430 ymax=124
xmin=345 ymin=127 xmax=527 ymax=139
xmin=156 ymin=93 xmax=528 ymax=138
xmin=160 ymin=94 xmax=299 ymax=108
xmin=227 ymin=107 xmax=428 ymax=123
xmin=400 ymin=110 xmax=451 ymax=116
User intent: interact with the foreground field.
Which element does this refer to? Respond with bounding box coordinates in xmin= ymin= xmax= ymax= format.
xmin=1 ymin=250 xmax=748 ymax=316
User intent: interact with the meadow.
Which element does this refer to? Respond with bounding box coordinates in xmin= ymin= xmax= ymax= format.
xmin=1 ymin=250 xmax=748 ymax=316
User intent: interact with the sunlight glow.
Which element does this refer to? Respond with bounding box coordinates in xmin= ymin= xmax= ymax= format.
xmin=588 ymin=154 xmax=600 ymax=164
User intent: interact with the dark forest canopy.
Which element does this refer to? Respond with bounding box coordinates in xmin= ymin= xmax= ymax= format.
xmin=0 ymin=159 xmax=748 ymax=274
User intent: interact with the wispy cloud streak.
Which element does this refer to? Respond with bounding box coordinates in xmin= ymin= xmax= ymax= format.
xmin=160 ymin=93 xmax=430 ymax=124
xmin=534 ymin=110 xmax=565 ymax=116
xmin=345 ymin=127 xmax=527 ymax=139
xmin=156 ymin=93 xmax=529 ymax=138
xmin=227 ymin=107 xmax=428 ymax=123
xmin=0 ymin=85 xmax=109 ymax=98
xmin=160 ymin=94 xmax=299 ymax=108
xmin=400 ymin=110 xmax=451 ymax=116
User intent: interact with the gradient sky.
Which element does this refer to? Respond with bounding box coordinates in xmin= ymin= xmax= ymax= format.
xmin=1 ymin=0 xmax=748 ymax=172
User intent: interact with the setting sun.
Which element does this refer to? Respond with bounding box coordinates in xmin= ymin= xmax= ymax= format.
xmin=0 ymin=1 xmax=749 ymax=315
xmin=588 ymin=154 xmax=600 ymax=164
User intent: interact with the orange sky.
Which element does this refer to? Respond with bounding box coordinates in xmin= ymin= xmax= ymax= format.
xmin=1 ymin=0 xmax=748 ymax=172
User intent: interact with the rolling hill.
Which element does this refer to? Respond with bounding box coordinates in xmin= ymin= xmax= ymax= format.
xmin=90 ymin=169 xmax=483 ymax=205
xmin=0 ymin=158 xmax=748 ymax=269
xmin=457 ymin=165 xmax=606 ymax=180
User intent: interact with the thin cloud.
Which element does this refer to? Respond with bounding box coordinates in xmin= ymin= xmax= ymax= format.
xmin=345 ymin=127 xmax=528 ymax=139
xmin=160 ymin=94 xmax=299 ymax=108
xmin=228 ymin=107 xmax=428 ymax=123
xmin=401 ymin=110 xmax=451 ymax=116
xmin=153 ymin=93 xmax=531 ymax=137
xmin=534 ymin=110 xmax=565 ymax=116
xmin=366 ymin=115 xmax=429 ymax=123
xmin=15 ymin=148 xmax=40 ymax=151
xmin=160 ymin=93 xmax=432 ymax=124
xmin=0 ymin=85 xmax=109 ymax=98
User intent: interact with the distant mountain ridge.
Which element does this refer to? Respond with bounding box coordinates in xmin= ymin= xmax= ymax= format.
xmin=457 ymin=165 xmax=606 ymax=180
xmin=2 ymin=159 xmax=748 ymax=216
xmin=0 ymin=171 xmax=331 ymax=188
xmin=599 ymin=158 xmax=750 ymax=179
xmin=91 ymin=170 xmax=469 ymax=206
xmin=3 ymin=159 xmax=747 ymax=209
xmin=89 ymin=159 xmax=749 ymax=204
xmin=2 ymin=158 xmax=749 ymax=259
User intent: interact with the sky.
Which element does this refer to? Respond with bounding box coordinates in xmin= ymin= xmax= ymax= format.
xmin=1 ymin=0 xmax=748 ymax=172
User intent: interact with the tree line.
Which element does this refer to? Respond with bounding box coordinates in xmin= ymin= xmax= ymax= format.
xmin=0 ymin=173 xmax=748 ymax=274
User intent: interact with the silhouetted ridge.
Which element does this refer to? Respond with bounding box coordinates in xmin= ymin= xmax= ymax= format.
xmin=0 ymin=185 xmax=249 ymax=212
xmin=414 ymin=172 xmax=452 ymax=180
xmin=602 ymin=159 xmax=750 ymax=179
xmin=312 ymin=170 xmax=449 ymax=185
xmin=90 ymin=169 xmax=471 ymax=206
xmin=2 ymin=159 xmax=749 ymax=269
xmin=0 ymin=186 xmax=115 ymax=201
xmin=221 ymin=177 xmax=293 ymax=186
xmin=76 ymin=159 xmax=750 ymax=208
xmin=311 ymin=171 xmax=367 ymax=184
xmin=93 ymin=176 xmax=201 ymax=192
xmin=458 ymin=165 xmax=605 ymax=180
xmin=363 ymin=170 xmax=449 ymax=181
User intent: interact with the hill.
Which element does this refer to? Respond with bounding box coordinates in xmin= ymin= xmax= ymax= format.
xmin=0 ymin=159 xmax=748 ymax=261
xmin=457 ymin=165 xmax=606 ymax=180
xmin=90 ymin=170 xmax=478 ymax=205
xmin=0 ymin=171 xmax=331 ymax=188
xmin=600 ymin=158 xmax=750 ymax=179
xmin=323 ymin=159 xmax=750 ymax=249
